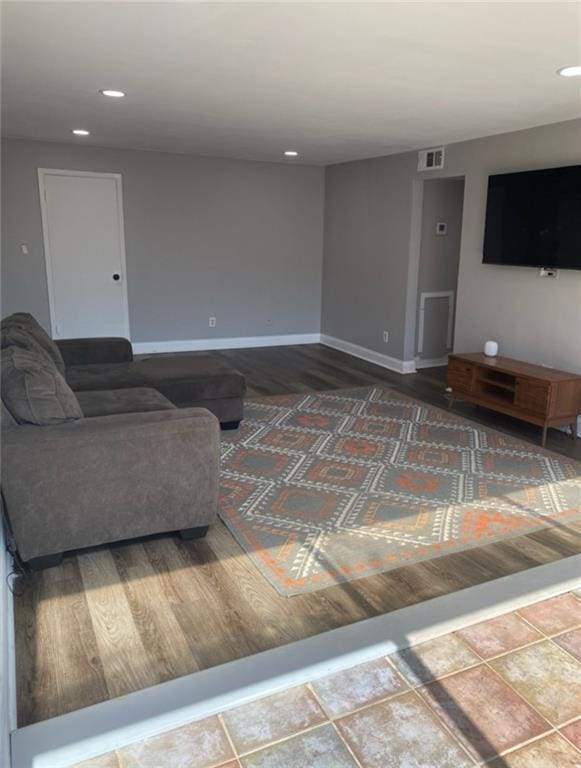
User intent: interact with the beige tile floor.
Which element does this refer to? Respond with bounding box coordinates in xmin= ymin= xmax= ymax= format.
xmin=70 ymin=591 xmax=581 ymax=768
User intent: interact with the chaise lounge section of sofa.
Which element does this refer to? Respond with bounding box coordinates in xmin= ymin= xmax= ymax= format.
xmin=58 ymin=335 xmax=246 ymax=427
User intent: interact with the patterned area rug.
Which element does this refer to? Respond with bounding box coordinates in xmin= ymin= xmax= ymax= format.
xmin=219 ymin=387 xmax=581 ymax=596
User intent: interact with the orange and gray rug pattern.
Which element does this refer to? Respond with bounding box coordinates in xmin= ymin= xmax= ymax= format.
xmin=219 ymin=387 xmax=581 ymax=596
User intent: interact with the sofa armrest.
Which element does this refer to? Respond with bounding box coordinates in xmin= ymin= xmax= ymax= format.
xmin=56 ymin=337 xmax=134 ymax=366
xmin=2 ymin=408 xmax=219 ymax=561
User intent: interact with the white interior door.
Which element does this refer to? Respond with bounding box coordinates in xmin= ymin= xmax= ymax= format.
xmin=39 ymin=169 xmax=130 ymax=339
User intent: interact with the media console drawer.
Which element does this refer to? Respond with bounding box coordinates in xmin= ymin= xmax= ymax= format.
xmin=514 ymin=380 xmax=551 ymax=414
xmin=447 ymin=359 xmax=474 ymax=393
xmin=447 ymin=353 xmax=581 ymax=446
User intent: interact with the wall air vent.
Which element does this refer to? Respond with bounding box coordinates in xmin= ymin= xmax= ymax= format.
xmin=418 ymin=147 xmax=445 ymax=171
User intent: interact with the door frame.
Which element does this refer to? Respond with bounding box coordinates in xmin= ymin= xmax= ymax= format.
xmin=38 ymin=168 xmax=131 ymax=340
xmin=404 ymin=174 xmax=466 ymax=367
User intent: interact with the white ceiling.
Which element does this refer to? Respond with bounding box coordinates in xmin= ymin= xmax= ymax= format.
xmin=2 ymin=1 xmax=581 ymax=165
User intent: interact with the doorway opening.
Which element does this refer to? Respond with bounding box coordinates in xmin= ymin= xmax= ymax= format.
xmin=415 ymin=177 xmax=465 ymax=367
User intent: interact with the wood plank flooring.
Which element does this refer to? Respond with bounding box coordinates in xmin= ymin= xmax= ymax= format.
xmin=13 ymin=344 xmax=581 ymax=726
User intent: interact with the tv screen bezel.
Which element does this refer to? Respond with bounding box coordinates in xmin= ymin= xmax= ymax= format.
xmin=482 ymin=164 xmax=581 ymax=271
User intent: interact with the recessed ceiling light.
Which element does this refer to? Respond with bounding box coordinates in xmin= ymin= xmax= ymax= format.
xmin=284 ymin=150 xmax=299 ymax=157
xmin=99 ymin=89 xmax=126 ymax=98
xmin=72 ymin=129 xmax=90 ymax=136
xmin=557 ymin=65 xmax=581 ymax=77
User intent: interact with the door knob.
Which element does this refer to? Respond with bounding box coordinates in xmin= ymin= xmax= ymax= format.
xmin=112 ymin=273 xmax=120 ymax=281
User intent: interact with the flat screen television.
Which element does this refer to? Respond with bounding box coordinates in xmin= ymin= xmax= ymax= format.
xmin=483 ymin=164 xmax=581 ymax=270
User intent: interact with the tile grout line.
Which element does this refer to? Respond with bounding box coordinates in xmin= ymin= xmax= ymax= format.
xmin=382 ymin=651 xmax=417 ymax=687
xmin=309 ymin=670 xmax=478 ymax=766
xmin=309 ymin=676 xmax=479 ymax=767
xmin=219 ymin=677 xmax=473 ymax=766
xmin=217 ymin=713 xmax=240 ymax=767
xmin=231 ymin=721 xmax=333 ymax=760
xmin=558 ymin=718 xmax=581 ymax=756
xmin=481 ymin=727 xmax=564 ymax=764
xmin=407 ymin=687 xmax=481 ymax=765
xmin=329 ymin=720 xmax=364 ymax=768
xmin=457 ymin=625 xmax=580 ymax=666
xmin=548 ymin=634 xmax=581 ymax=669
xmin=482 ymin=712 xmax=581 ymax=762
xmin=479 ymin=654 xmax=572 ymax=733
xmin=387 ymin=652 xmax=484 ymax=686
xmin=218 ymin=688 xmax=337 ymax=761
xmin=444 ymin=596 xmax=581 ymax=665
xmin=384 ymin=636 xmax=535 ymax=689
xmin=313 ymin=678 xmax=411 ymax=720
xmin=515 ymin=598 xmax=581 ymax=636
xmin=304 ymin=684 xmax=365 ymax=768
xmin=513 ymin=607 xmax=557 ymax=638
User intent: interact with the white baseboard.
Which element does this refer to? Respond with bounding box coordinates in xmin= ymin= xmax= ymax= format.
xmin=132 ymin=333 xmax=321 ymax=355
xmin=132 ymin=331 xmax=419 ymax=380
xmin=320 ymin=334 xmax=416 ymax=374
xmin=415 ymin=355 xmax=449 ymax=369
xmin=11 ymin=555 xmax=581 ymax=768
xmin=132 ymin=333 xmax=417 ymax=379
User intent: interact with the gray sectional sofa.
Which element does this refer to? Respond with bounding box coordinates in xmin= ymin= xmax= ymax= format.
xmin=0 ymin=313 xmax=246 ymax=569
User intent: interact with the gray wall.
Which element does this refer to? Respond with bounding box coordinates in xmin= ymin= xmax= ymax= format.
xmin=416 ymin=178 xmax=464 ymax=359
xmin=322 ymin=118 xmax=581 ymax=373
xmin=1 ymin=139 xmax=324 ymax=342
xmin=321 ymin=152 xmax=416 ymax=357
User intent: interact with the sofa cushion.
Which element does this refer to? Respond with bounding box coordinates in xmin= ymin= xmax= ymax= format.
xmin=57 ymin=337 xmax=134 ymax=367
xmin=1 ymin=323 xmax=57 ymax=366
xmin=1 ymin=313 xmax=65 ymax=375
xmin=1 ymin=400 xmax=17 ymax=428
xmin=1 ymin=346 xmax=83 ymax=426
xmin=66 ymin=355 xmax=246 ymax=403
xmin=76 ymin=387 xmax=176 ymax=418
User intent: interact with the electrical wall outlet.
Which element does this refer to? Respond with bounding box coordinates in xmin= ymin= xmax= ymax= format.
xmin=383 ymin=330 xmax=389 ymax=343
xmin=209 ymin=316 xmax=216 ymax=328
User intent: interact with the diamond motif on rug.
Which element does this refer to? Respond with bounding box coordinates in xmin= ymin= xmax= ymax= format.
xmin=219 ymin=386 xmax=581 ymax=596
xmin=373 ymin=465 xmax=465 ymax=504
xmin=222 ymin=445 xmax=303 ymax=481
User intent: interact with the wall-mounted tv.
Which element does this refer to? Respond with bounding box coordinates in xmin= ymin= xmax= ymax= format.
xmin=483 ymin=164 xmax=581 ymax=270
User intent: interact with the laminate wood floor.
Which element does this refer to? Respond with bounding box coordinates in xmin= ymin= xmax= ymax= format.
xmin=13 ymin=345 xmax=581 ymax=726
